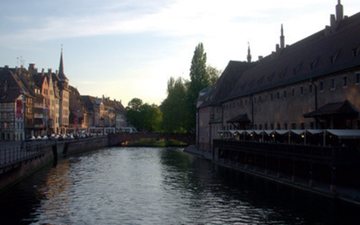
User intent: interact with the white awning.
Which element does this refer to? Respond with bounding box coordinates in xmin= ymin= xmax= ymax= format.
xmin=229 ymin=130 xmax=237 ymax=135
xmin=291 ymin=129 xmax=306 ymax=135
xmin=236 ymin=130 xmax=246 ymax=134
xmin=275 ymin=130 xmax=289 ymax=135
xmin=307 ymin=129 xmax=324 ymax=135
xmin=264 ymin=130 xmax=274 ymax=135
xmin=254 ymin=130 xmax=264 ymax=135
xmin=326 ymin=129 xmax=360 ymax=139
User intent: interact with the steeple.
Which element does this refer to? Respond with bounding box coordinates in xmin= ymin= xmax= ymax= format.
xmin=247 ymin=42 xmax=252 ymax=63
xmin=58 ymin=47 xmax=68 ymax=81
xmin=336 ymin=0 xmax=344 ymax=22
xmin=280 ymin=24 xmax=285 ymax=49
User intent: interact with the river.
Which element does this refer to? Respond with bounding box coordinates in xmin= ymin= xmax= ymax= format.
xmin=0 ymin=147 xmax=359 ymax=224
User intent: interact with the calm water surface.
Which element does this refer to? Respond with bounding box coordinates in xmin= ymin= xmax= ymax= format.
xmin=0 ymin=147 xmax=359 ymax=224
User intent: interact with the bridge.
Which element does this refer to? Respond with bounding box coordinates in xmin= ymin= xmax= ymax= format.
xmin=108 ymin=132 xmax=195 ymax=146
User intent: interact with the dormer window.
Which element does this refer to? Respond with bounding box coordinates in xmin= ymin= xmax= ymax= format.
xmin=330 ymin=50 xmax=341 ymax=64
xmin=310 ymin=58 xmax=319 ymax=70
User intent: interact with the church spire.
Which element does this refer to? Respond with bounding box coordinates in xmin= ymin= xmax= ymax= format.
xmin=280 ymin=24 xmax=285 ymax=49
xmin=247 ymin=42 xmax=252 ymax=63
xmin=336 ymin=0 xmax=344 ymax=22
xmin=58 ymin=47 xmax=68 ymax=81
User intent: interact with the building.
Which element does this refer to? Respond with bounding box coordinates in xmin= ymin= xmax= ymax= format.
xmin=80 ymin=95 xmax=126 ymax=132
xmin=0 ymin=67 xmax=27 ymax=141
xmin=197 ymin=1 xmax=360 ymax=152
xmin=0 ymin=50 xmax=71 ymax=140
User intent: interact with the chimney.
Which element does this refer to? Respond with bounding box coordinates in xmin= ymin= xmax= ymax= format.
xmin=330 ymin=14 xmax=336 ymax=27
xmin=276 ymin=44 xmax=280 ymax=52
xmin=258 ymin=56 xmax=263 ymax=61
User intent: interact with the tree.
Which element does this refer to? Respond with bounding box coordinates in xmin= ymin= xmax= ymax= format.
xmin=186 ymin=43 xmax=210 ymax=132
xmin=126 ymin=98 xmax=162 ymax=132
xmin=206 ymin=65 xmax=221 ymax=86
xmin=127 ymin=98 xmax=143 ymax=111
xmin=139 ymin=103 xmax=162 ymax=132
xmin=160 ymin=77 xmax=188 ymax=133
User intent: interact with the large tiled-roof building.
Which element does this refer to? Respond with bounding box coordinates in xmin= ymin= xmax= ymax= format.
xmin=197 ymin=1 xmax=360 ymax=151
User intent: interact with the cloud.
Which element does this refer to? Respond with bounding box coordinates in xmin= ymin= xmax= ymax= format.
xmin=2 ymin=0 xmax=351 ymax=43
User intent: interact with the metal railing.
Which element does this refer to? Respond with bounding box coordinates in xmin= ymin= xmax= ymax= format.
xmin=0 ymin=141 xmax=53 ymax=170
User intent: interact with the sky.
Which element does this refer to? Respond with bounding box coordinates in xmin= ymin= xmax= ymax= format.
xmin=1 ymin=0 xmax=360 ymax=106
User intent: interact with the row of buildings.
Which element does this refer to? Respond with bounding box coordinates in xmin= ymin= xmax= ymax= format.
xmin=0 ymin=51 xmax=126 ymax=141
xmin=197 ymin=1 xmax=360 ymax=151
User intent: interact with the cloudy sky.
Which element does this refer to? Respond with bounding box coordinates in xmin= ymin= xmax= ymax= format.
xmin=1 ymin=0 xmax=360 ymax=105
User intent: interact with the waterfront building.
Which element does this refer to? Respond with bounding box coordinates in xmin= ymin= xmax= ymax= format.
xmin=0 ymin=67 xmax=27 ymax=141
xmin=197 ymin=1 xmax=360 ymax=152
xmin=0 ymin=50 xmax=72 ymax=140
xmin=81 ymin=95 xmax=126 ymax=133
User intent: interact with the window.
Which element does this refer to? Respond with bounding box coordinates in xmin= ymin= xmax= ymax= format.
xmin=270 ymin=123 xmax=274 ymax=130
xmin=259 ymin=124 xmax=263 ymax=130
xmin=331 ymin=78 xmax=335 ymax=90
xmin=292 ymin=88 xmax=295 ymax=96
xmin=343 ymin=76 xmax=347 ymax=87
xmin=356 ymin=73 xmax=360 ymax=84
xmin=264 ymin=123 xmax=268 ymax=130
xmin=270 ymin=93 xmax=273 ymax=101
xmin=310 ymin=122 xmax=314 ymax=129
xmin=277 ymin=92 xmax=280 ymax=99
xmin=284 ymin=123 xmax=288 ymax=130
xmin=283 ymin=90 xmax=287 ymax=98
xmin=276 ymin=123 xmax=281 ymax=129
xmin=301 ymin=123 xmax=305 ymax=129
xmin=300 ymin=86 xmax=304 ymax=95
xmin=319 ymin=81 xmax=324 ymax=91
xmin=309 ymin=84 xmax=313 ymax=93
xmin=291 ymin=123 xmax=297 ymax=129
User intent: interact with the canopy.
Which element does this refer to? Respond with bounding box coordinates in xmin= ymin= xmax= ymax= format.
xmin=326 ymin=129 xmax=360 ymax=139
xmin=291 ymin=129 xmax=306 ymax=135
xmin=304 ymin=100 xmax=359 ymax=118
xmin=307 ymin=129 xmax=324 ymax=135
xmin=264 ymin=130 xmax=274 ymax=135
xmin=275 ymin=130 xmax=289 ymax=135
xmin=229 ymin=130 xmax=237 ymax=135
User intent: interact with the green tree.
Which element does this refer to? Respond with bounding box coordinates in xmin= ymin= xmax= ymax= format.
xmin=186 ymin=43 xmax=210 ymax=132
xmin=160 ymin=77 xmax=188 ymax=133
xmin=126 ymin=98 xmax=162 ymax=132
xmin=206 ymin=65 xmax=221 ymax=86
xmin=127 ymin=98 xmax=143 ymax=111
xmin=139 ymin=103 xmax=162 ymax=132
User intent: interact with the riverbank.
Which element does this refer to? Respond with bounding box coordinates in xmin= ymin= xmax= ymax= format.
xmin=184 ymin=145 xmax=360 ymax=206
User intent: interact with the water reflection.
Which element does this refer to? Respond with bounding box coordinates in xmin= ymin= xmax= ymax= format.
xmin=0 ymin=147 xmax=359 ymax=224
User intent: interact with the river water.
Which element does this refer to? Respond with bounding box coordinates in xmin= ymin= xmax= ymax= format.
xmin=0 ymin=147 xmax=359 ymax=225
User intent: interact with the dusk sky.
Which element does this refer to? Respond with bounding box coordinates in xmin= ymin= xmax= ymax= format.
xmin=1 ymin=0 xmax=360 ymax=105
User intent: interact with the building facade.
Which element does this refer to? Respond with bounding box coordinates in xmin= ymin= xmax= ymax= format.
xmin=0 ymin=50 xmax=71 ymax=140
xmin=197 ymin=1 xmax=360 ymax=152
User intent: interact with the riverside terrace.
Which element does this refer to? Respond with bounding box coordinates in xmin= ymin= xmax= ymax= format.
xmin=212 ymin=129 xmax=360 ymax=205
